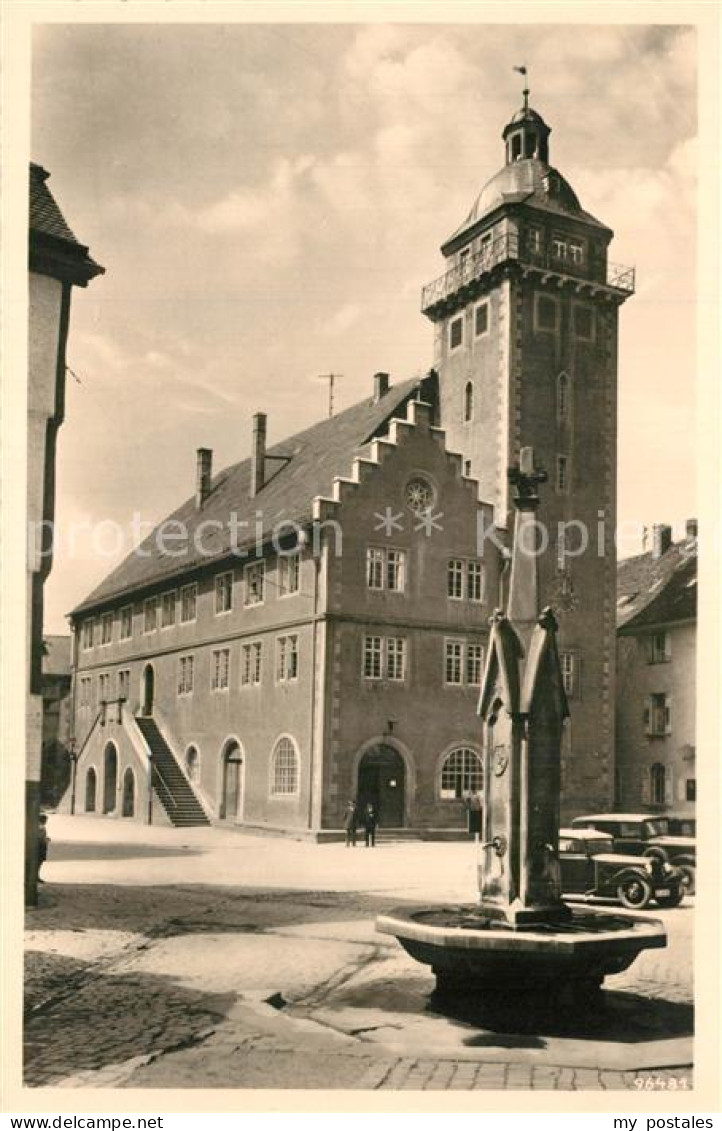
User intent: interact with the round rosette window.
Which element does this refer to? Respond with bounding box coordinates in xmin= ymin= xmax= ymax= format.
xmin=405 ymin=477 xmax=435 ymax=515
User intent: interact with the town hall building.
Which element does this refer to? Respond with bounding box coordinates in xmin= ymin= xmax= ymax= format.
xmin=64 ymin=95 xmax=635 ymax=835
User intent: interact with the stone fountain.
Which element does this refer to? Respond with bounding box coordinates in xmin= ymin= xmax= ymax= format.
xmin=377 ymin=448 xmax=666 ymax=1012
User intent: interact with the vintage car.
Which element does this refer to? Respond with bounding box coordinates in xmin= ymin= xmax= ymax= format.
xmin=570 ymin=812 xmax=696 ymax=895
xmin=558 ymin=828 xmax=685 ymax=909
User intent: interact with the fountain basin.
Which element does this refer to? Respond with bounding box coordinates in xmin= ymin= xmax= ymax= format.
xmin=376 ymin=904 xmax=667 ymax=1001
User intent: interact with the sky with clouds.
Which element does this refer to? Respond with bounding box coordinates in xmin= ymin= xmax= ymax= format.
xmin=31 ymin=20 xmax=697 ymax=633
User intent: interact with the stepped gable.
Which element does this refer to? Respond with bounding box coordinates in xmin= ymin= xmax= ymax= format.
xmin=617 ymin=538 xmax=697 ymax=633
xmin=72 ymin=375 xmax=425 ymax=615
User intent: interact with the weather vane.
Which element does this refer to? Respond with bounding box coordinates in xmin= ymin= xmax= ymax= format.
xmin=513 ymin=64 xmax=529 ymax=110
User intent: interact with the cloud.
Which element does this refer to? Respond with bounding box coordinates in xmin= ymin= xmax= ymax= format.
xmin=323 ymin=302 xmax=362 ymax=336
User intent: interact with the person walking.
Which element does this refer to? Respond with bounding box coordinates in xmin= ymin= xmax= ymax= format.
xmin=37 ymin=814 xmax=50 ymax=884
xmin=362 ymin=802 xmax=378 ymax=848
xmin=343 ymin=799 xmax=358 ymax=847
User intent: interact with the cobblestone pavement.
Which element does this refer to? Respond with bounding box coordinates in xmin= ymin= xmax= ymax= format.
xmin=22 ymin=818 xmax=695 ymax=1093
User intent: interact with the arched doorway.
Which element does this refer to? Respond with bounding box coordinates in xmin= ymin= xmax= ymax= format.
xmin=122 ymin=767 xmax=135 ymax=817
xmin=221 ymin=741 xmax=243 ymax=820
xmin=357 ymin=744 xmax=405 ymax=827
xmin=85 ymin=767 xmax=97 ymax=812
xmin=141 ymin=664 xmax=155 ymax=716
xmin=103 ymin=743 xmax=118 ymax=814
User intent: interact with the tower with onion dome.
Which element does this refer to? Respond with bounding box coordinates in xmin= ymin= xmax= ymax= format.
xmin=422 ymin=85 xmax=635 ymax=817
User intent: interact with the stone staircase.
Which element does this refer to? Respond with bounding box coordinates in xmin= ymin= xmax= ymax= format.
xmin=135 ymin=716 xmax=210 ymax=827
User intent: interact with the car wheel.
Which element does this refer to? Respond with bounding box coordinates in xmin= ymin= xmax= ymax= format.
xmin=617 ymin=874 xmax=653 ymax=909
xmin=655 ymin=888 xmax=684 ymax=909
xmin=677 ymin=864 xmax=696 ymax=896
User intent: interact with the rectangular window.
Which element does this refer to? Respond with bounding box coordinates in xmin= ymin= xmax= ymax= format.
xmin=244 ymin=563 xmax=265 ymax=606
xmin=686 ymin=778 xmax=696 ymax=802
xmin=363 ymin=636 xmax=383 ymax=680
xmin=551 ymin=237 xmax=567 ymax=261
xmin=449 ymin=316 xmax=463 ymax=350
xmin=645 ymin=632 xmax=672 ymax=664
xmin=120 ymin=606 xmax=133 ymax=640
xmin=556 ymin=454 xmax=569 ymax=494
xmin=161 ymin=591 xmax=176 ymax=629
xmin=474 ymin=301 xmax=489 ymax=337
xmin=445 ymin=640 xmax=463 ymax=685
xmin=466 ymin=643 xmax=484 ymax=686
xmin=215 ymin=572 xmax=233 ymax=615
xmin=211 ymin=648 xmax=230 ymax=691
xmin=568 ymin=241 xmax=584 ymax=265
xmin=527 ymin=227 xmax=542 ymax=254
xmin=644 ymin=693 xmax=671 ymax=736
xmin=279 ymin=554 xmax=300 ymax=596
xmin=177 ymin=655 xmax=195 ymax=696
xmin=100 ymin=613 xmax=113 ymax=646
xmin=367 ymin=547 xmax=406 ymax=592
xmin=277 ymin=635 xmax=299 ymax=682
xmin=180 ymin=584 xmax=197 ymax=623
xmin=118 ymin=669 xmax=130 ymax=700
xmin=144 ymin=597 xmax=158 ymax=634
xmin=573 ymin=303 xmax=594 ymax=340
xmin=366 ymin=547 xmax=384 ymax=590
xmin=560 ymin=652 xmax=576 ymax=696
xmin=447 ymin=559 xmax=464 ymax=600
xmin=80 ymin=676 xmax=92 ymax=709
xmin=241 ymin=642 xmax=263 ymax=686
xmin=386 ymin=637 xmax=407 ymax=681
xmin=535 ymin=293 xmax=559 ymax=332
xmin=464 ymin=459 xmax=472 ymax=478
xmin=467 ymin=561 xmax=484 ymax=603
xmin=98 ymin=672 xmax=111 ymax=702
xmin=82 ymin=620 xmax=95 ymax=650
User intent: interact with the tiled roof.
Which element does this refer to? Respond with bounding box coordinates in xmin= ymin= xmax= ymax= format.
xmin=617 ymin=538 xmax=697 ymax=632
xmin=42 ymin=635 xmax=72 ymax=676
xmin=29 ymin=163 xmax=104 ymax=284
xmin=72 ymin=376 xmax=427 ymax=616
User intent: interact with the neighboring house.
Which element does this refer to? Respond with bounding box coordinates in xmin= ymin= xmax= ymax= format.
xmin=65 ymin=96 xmax=634 ymax=833
xmin=27 ymin=163 xmax=104 ymax=903
xmin=615 ymin=522 xmax=697 ymax=816
xmin=40 ymin=635 xmax=73 ymax=808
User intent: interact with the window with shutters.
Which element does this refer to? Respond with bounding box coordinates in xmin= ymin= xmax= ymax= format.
xmin=644 ymin=693 xmax=672 ymax=736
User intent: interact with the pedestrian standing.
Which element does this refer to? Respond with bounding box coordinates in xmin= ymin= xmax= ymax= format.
xmin=343 ymin=799 xmax=358 ymax=847
xmin=37 ymin=814 xmax=50 ymax=884
xmin=363 ymin=802 xmax=378 ymax=848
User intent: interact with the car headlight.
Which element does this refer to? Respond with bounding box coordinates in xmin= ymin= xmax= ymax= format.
xmin=662 ymin=863 xmax=675 ymax=876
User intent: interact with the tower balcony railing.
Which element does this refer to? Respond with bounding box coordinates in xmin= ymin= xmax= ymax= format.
xmin=421 ymin=234 xmax=635 ymax=313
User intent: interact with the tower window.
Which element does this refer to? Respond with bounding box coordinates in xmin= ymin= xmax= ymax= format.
xmin=511 ymin=134 xmax=522 ymax=161
xmin=449 ymin=316 xmax=463 ymax=351
xmin=557 ymin=373 xmax=569 ymax=421
xmin=474 ymin=301 xmax=489 ymax=337
xmin=573 ymin=304 xmax=595 ymax=341
xmin=556 ymin=454 xmax=569 ymax=494
xmin=527 ymin=227 xmax=542 ymax=255
xmin=569 ymin=241 xmax=584 ymax=265
xmin=464 ymin=381 xmax=474 ymax=422
xmin=535 ymin=293 xmax=559 ymax=332
xmin=552 ymin=238 xmax=567 ymax=261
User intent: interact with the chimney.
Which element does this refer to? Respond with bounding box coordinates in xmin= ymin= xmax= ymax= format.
xmin=652 ymin=523 xmax=673 ymax=559
xmin=250 ymin=412 xmax=267 ymax=498
xmin=686 ymin=518 xmax=698 ymax=540
xmin=195 ymin=448 xmax=213 ymax=508
xmin=373 ymin=372 xmax=390 ymax=403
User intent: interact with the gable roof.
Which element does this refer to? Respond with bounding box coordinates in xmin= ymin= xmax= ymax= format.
xmin=617 ymin=536 xmax=697 ymax=633
xmin=72 ymin=375 xmax=427 ymax=616
xmin=29 ymin=163 xmax=104 ymax=286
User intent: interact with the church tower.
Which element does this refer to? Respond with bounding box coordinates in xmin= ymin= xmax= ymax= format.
xmin=422 ymin=88 xmax=634 ymax=817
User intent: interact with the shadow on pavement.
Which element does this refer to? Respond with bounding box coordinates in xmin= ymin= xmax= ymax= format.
xmin=50 ymin=842 xmax=206 ymax=862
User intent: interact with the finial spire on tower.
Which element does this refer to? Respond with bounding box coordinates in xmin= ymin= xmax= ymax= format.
xmin=513 ymin=64 xmax=529 ymax=110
